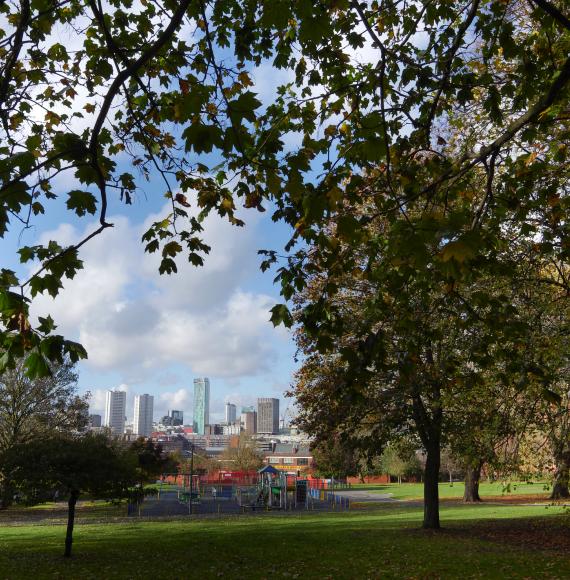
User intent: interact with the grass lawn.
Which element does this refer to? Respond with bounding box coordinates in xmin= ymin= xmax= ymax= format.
xmin=0 ymin=503 xmax=568 ymax=579
xmin=352 ymin=481 xmax=551 ymax=501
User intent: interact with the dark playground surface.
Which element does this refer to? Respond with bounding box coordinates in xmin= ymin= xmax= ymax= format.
xmin=134 ymin=490 xmax=341 ymax=517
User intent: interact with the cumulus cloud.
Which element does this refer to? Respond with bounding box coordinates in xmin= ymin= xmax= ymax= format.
xmin=30 ymin=205 xmax=288 ymax=381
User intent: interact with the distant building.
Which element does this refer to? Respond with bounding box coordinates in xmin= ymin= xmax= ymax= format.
xmin=204 ymin=424 xmax=223 ymax=435
xmin=161 ymin=410 xmax=183 ymax=427
xmin=155 ymin=435 xmax=190 ymax=455
xmin=241 ymin=410 xmax=257 ymax=435
xmin=104 ymin=390 xmax=126 ymax=434
xmin=193 ymin=378 xmax=210 ymax=435
xmin=171 ymin=410 xmax=183 ymax=426
xmin=257 ymin=398 xmax=279 ymax=434
xmin=89 ymin=414 xmax=102 ymax=428
xmin=222 ymin=421 xmax=241 ymax=436
xmin=134 ymin=394 xmax=154 ymax=437
xmin=225 ymin=402 xmax=237 ymax=424
xmin=264 ymin=444 xmax=314 ymax=475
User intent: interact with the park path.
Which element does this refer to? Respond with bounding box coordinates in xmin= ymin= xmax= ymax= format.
xmin=332 ymin=490 xmax=396 ymax=502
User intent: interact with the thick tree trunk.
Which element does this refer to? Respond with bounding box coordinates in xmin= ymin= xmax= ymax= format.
xmin=463 ymin=462 xmax=482 ymax=503
xmin=64 ymin=490 xmax=79 ymax=558
xmin=423 ymin=444 xmax=440 ymax=529
xmin=0 ymin=481 xmax=13 ymax=510
xmin=550 ymin=455 xmax=570 ymax=500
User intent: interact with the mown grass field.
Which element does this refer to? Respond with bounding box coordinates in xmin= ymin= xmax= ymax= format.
xmin=353 ymin=481 xmax=551 ymax=501
xmin=0 ymin=503 xmax=568 ymax=579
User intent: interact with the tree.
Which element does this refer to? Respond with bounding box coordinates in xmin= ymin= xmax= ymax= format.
xmin=311 ymin=438 xmax=359 ymax=480
xmin=439 ymin=448 xmax=461 ymax=485
xmin=2 ymin=433 xmax=138 ymax=557
xmin=0 ymin=357 xmax=88 ymax=507
xmin=2 ymin=0 xmax=569 ymax=376
xmin=129 ymin=437 xmax=177 ymax=486
xmin=289 ymin=190 xmax=561 ymax=527
xmin=379 ymin=441 xmax=420 ymax=485
xmin=220 ymin=435 xmax=263 ymax=472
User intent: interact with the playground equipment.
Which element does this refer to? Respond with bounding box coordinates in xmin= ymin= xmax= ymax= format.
xmin=235 ymin=466 xmax=311 ymax=511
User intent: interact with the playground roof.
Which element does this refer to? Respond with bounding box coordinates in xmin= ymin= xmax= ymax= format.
xmin=258 ymin=465 xmax=281 ymax=474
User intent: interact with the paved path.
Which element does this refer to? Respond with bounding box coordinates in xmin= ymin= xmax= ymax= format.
xmin=332 ymin=490 xmax=396 ymax=502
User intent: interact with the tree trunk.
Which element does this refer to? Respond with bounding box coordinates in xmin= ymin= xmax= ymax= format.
xmin=550 ymin=454 xmax=570 ymax=500
xmin=463 ymin=462 xmax=482 ymax=503
xmin=64 ymin=490 xmax=79 ymax=558
xmin=423 ymin=443 xmax=440 ymax=529
xmin=0 ymin=480 xmax=14 ymax=510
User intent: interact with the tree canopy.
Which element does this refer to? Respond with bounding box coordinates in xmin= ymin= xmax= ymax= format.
xmin=0 ymin=0 xmax=568 ymax=377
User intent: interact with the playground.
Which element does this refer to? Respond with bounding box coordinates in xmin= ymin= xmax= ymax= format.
xmin=132 ymin=466 xmax=351 ymax=518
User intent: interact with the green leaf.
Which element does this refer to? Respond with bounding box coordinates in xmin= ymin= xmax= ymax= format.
xmin=24 ymin=352 xmax=51 ymax=379
xmin=269 ymin=304 xmax=292 ymax=327
xmin=37 ymin=315 xmax=56 ymax=334
xmin=66 ymin=190 xmax=97 ymax=216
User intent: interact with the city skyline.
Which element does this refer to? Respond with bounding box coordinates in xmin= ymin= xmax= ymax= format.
xmin=92 ymin=383 xmax=289 ymax=432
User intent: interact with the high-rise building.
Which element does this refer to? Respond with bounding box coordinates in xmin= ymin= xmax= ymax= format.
xmin=193 ymin=378 xmax=210 ymax=435
xmin=104 ymin=390 xmax=126 ymax=434
xmin=133 ymin=394 xmax=154 ymax=437
xmin=225 ymin=402 xmax=237 ymax=424
xmin=241 ymin=411 xmax=257 ymax=435
xmin=257 ymin=398 xmax=280 ymax=434
xmin=171 ymin=410 xmax=184 ymax=425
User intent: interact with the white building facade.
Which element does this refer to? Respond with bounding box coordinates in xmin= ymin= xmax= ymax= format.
xmin=104 ymin=390 xmax=126 ymax=434
xmin=134 ymin=394 xmax=154 ymax=437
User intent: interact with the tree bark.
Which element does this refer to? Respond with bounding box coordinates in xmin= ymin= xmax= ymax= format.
xmin=0 ymin=480 xmax=14 ymax=510
xmin=463 ymin=462 xmax=482 ymax=502
xmin=64 ymin=490 xmax=79 ymax=558
xmin=423 ymin=443 xmax=440 ymax=529
xmin=550 ymin=453 xmax=570 ymax=500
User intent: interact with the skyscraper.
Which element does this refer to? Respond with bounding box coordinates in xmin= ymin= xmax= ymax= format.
xmin=193 ymin=378 xmax=210 ymax=435
xmin=257 ymin=398 xmax=279 ymax=434
xmin=104 ymin=389 xmax=126 ymax=434
xmin=133 ymin=394 xmax=154 ymax=437
xmin=225 ymin=402 xmax=237 ymax=424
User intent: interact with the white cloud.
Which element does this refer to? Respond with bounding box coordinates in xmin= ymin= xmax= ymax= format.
xmin=30 ymin=206 xmax=287 ymax=382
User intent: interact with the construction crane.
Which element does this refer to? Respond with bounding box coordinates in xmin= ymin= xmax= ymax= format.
xmin=280 ymin=402 xmax=296 ymax=431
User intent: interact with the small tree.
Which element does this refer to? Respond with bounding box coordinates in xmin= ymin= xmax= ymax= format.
xmin=3 ymin=434 xmax=138 ymax=557
xmin=220 ymin=435 xmax=263 ymax=472
xmin=380 ymin=442 xmax=420 ymax=485
xmin=129 ymin=438 xmax=176 ymax=486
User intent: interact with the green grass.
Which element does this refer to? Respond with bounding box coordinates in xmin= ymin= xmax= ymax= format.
xmin=0 ymin=504 xmax=567 ymax=579
xmin=352 ymin=481 xmax=551 ymax=501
